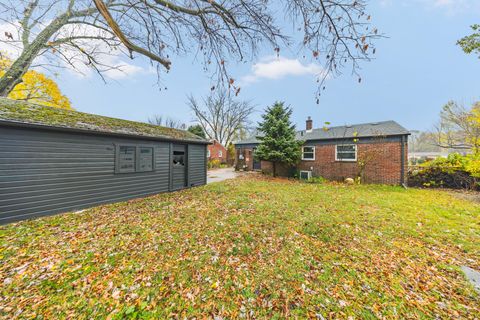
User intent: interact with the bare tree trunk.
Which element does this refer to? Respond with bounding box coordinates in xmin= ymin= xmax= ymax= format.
xmin=0 ymin=16 xmax=66 ymax=96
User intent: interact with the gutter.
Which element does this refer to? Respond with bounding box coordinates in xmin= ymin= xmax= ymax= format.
xmin=235 ymin=133 xmax=412 ymax=146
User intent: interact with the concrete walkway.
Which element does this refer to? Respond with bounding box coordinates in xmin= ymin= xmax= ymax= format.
xmin=207 ymin=167 xmax=240 ymax=184
xmin=461 ymin=266 xmax=480 ymax=293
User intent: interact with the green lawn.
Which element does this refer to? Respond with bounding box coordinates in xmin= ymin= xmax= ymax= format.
xmin=1 ymin=176 xmax=479 ymax=319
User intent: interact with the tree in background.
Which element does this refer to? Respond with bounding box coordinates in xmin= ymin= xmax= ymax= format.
xmin=458 ymin=25 xmax=480 ymax=58
xmin=148 ymin=115 xmax=186 ymax=130
xmin=409 ymin=131 xmax=441 ymax=153
xmin=0 ymin=0 xmax=379 ymax=99
xmin=231 ymin=124 xmax=254 ymax=143
xmin=187 ymin=125 xmax=206 ymax=139
xmin=433 ymin=101 xmax=480 ymax=155
xmin=0 ymin=54 xmax=71 ymax=109
xmin=188 ymin=90 xmax=254 ymax=147
xmin=254 ymin=102 xmax=303 ymax=177
xmin=227 ymin=143 xmax=236 ymax=166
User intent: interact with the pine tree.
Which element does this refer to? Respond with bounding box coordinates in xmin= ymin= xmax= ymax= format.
xmin=255 ymin=102 xmax=303 ymax=177
xmin=187 ymin=124 xmax=206 ymax=138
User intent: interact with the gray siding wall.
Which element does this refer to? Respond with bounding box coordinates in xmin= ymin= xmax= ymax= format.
xmin=0 ymin=126 xmax=206 ymax=224
xmin=188 ymin=144 xmax=207 ymax=186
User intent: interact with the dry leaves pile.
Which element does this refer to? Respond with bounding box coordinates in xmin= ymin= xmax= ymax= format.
xmin=0 ymin=176 xmax=479 ymax=319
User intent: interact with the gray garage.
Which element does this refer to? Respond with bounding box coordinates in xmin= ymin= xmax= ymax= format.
xmin=0 ymin=98 xmax=208 ymax=224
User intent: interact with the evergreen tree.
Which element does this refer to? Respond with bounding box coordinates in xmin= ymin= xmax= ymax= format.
xmin=187 ymin=124 xmax=206 ymax=138
xmin=255 ymin=102 xmax=303 ymax=177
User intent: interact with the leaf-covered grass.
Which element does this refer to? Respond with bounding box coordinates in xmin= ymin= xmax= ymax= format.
xmin=1 ymin=176 xmax=479 ymax=319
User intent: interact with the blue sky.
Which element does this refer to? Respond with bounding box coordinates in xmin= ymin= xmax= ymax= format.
xmin=57 ymin=0 xmax=480 ymax=132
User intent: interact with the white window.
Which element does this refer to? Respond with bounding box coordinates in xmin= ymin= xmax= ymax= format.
xmin=302 ymin=146 xmax=315 ymax=160
xmin=336 ymin=144 xmax=357 ymax=162
xmin=299 ymin=170 xmax=312 ymax=180
xmin=207 ymin=149 xmax=211 ymax=158
xmin=218 ymin=150 xmax=223 ymax=157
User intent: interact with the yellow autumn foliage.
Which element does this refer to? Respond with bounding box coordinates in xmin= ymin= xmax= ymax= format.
xmin=0 ymin=56 xmax=72 ymax=110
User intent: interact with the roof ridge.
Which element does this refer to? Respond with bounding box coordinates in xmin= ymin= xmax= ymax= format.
xmin=303 ymin=120 xmax=396 ymax=132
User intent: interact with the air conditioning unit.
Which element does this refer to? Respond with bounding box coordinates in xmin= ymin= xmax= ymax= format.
xmin=299 ymin=170 xmax=312 ymax=180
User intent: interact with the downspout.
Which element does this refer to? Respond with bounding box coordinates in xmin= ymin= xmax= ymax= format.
xmin=400 ymin=135 xmax=407 ymax=188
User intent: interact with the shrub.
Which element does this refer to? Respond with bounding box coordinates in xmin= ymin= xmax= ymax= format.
xmin=408 ymin=153 xmax=480 ymax=190
xmin=294 ymin=172 xmax=327 ymax=184
xmin=208 ymin=159 xmax=221 ymax=169
xmin=306 ymin=176 xmax=326 ymax=184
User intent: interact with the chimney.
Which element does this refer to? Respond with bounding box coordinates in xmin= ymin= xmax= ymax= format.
xmin=306 ymin=116 xmax=313 ymax=131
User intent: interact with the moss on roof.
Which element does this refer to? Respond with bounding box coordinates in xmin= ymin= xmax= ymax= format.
xmin=0 ymin=98 xmax=207 ymax=143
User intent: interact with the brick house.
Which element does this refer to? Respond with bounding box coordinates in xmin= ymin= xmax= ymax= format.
xmin=234 ymin=118 xmax=410 ymax=185
xmin=207 ymin=140 xmax=227 ymax=163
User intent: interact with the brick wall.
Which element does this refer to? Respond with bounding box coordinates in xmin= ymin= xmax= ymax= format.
xmin=260 ymin=161 xmax=291 ymax=176
xmin=235 ymin=138 xmax=408 ymax=184
xmin=297 ymin=140 xmax=407 ymax=184
xmin=208 ymin=140 xmax=227 ymax=163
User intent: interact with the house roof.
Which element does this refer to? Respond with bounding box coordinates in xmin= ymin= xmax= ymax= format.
xmin=234 ymin=120 xmax=410 ymax=145
xmin=0 ymin=98 xmax=208 ymax=144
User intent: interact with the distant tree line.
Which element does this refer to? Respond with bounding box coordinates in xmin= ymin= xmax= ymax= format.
xmin=148 ymin=89 xmax=254 ymax=145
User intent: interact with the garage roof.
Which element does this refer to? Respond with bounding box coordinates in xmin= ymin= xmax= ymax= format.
xmin=0 ymin=98 xmax=208 ymax=143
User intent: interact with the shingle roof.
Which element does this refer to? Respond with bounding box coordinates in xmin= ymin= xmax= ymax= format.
xmin=235 ymin=120 xmax=410 ymax=145
xmin=0 ymin=98 xmax=208 ymax=143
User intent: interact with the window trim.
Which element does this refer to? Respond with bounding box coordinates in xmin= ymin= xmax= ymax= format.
xmin=137 ymin=146 xmax=155 ymax=172
xmin=335 ymin=144 xmax=357 ymax=162
xmin=299 ymin=170 xmax=312 ymax=180
xmin=218 ymin=150 xmax=223 ymax=158
xmin=172 ymin=149 xmax=186 ymax=167
xmin=115 ymin=144 xmax=156 ymax=174
xmin=207 ymin=149 xmax=211 ymax=158
xmin=301 ymin=146 xmax=315 ymax=161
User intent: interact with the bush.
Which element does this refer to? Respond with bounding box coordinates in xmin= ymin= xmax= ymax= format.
xmin=408 ymin=153 xmax=480 ymax=190
xmin=305 ymin=176 xmax=327 ymax=184
xmin=208 ymin=159 xmax=221 ymax=169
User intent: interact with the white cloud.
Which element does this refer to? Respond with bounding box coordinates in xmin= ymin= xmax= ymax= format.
xmin=0 ymin=22 xmax=23 ymax=57
xmin=379 ymin=0 xmax=393 ymax=7
xmin=424 ymin=0 xmax=480 ymax=14
xmin=240 ymin=56 xmax=325 ymax=85
xmin=101 ymin=57 xmax=149 ymax=80
xmin=379 ymin=0 xmax=480 ymax=14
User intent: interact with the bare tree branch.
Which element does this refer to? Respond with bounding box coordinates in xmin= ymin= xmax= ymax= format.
xmin=431 ymin=101 xmax=480 ymax=154
xmin=92 ymin=0 xmax=171 ymax=70
xmin=0 ymin=0 xmax=381 ymax=99
xmin=188 ymin=89 xmax=254 ymax=146
xmin=148 ymin=115 xmax=186 ymax=130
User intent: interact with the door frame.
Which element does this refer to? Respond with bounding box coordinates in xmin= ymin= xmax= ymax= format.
xmin=170 ymin=143 xmax=188 ymax=191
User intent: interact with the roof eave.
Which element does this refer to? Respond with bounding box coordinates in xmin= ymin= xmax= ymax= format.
xmin=234 ymin=132 xmax=410 ymax=145
xmin=0 ymin=119 xmax=210 ymax=144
